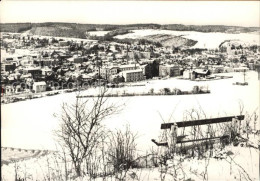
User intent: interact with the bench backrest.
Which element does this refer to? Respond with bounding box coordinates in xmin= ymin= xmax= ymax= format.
xmin=161 ymin=115 xmax=245 ymax=129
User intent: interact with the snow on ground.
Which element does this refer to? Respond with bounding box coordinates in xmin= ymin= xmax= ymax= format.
xmin=1 ymin=71 xmax=259 ymax=180
xmin=1 ymin=145 xmax=258 ymax=181
xmin=1 ymin=151 xmax=64 ymax=181
xmin=124 ymin=146 xmax=259 ymax=181
xmin=87 ymin=31 xmax=111 ymax=36
xmin=114 ymin=29 xmax=260 ymax=49
xmin=2 ymin=147 xmax=52 ymax=165
xmin=30 ymin=35 xmax=97 ymax=43
xmin=1 ymin=71 xmax=259 ymax=153
xmin=19 ymin=30 xmax=97 ymax=43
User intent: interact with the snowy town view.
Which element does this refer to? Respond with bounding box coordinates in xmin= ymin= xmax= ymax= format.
xmin=1 ymin=1 xmax=260 ymax=181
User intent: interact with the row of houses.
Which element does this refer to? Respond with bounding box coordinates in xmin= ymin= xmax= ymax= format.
xmin=4 ymin=81 xmax=47 ymax=95
xmin=182 ymin=66 xmax=250 ymax=80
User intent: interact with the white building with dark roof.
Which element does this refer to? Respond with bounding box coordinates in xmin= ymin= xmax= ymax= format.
xmin=33 ymin=82 xmax=46 ymax=93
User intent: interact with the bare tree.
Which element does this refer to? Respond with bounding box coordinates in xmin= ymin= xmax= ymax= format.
xmin=55 ymin=88 xmax=119 ymax=177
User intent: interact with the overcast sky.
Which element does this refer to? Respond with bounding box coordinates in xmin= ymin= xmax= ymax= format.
xmin=0 ymin=1 xmax=259 ymax=27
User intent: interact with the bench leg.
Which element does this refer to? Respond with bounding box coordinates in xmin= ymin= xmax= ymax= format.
xmin=230 ymin=118 xmax=238 ymax=142
xmin=169 ymin=123 xmax=178 ymax=155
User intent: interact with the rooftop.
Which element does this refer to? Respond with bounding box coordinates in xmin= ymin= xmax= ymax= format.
xmin=121 ymin=69 xmax=143 ymax=74
xmin=119 ymin=64 xmax=140 ymax=68
xmin=33 ymin=81 xmax=46 ymax=86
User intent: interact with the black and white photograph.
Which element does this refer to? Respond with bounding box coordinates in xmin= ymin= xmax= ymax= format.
xmin=1 ymin=1 xmax=260 ymax=180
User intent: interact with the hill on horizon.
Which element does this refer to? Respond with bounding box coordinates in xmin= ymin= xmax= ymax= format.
xmin=0 ymin=22 xmax=259 ymax=41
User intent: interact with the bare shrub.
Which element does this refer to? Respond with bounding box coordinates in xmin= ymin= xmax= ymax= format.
xmin=172 ymin=88 xmax=182 ymax=95
xmin=160 ymin=88 xmax=171 ymax=95
xmin=149 ymin=88 xmax=154 ymax=94
xmin=107 ymin=125 xmax=138 ymax=180
xmin=192 ymin=85 xmax=200 ymax=94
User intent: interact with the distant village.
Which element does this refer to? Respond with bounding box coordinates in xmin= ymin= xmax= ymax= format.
xmin=1 ymin=32 xmax=260 ymax=99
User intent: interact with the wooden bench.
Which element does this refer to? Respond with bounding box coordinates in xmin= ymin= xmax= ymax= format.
xmin=152 ymin=115 xmax=245 ymax=153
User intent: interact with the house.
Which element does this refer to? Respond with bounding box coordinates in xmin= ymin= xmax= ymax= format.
xmin=41 ymin=67 xmax=53 ymax=76
xmin=87 ymin=72 xmax=99 ymax=79
xmin=141 ymin=52 xmax=151 ymax=59
xmin=223 ymin=66 xmax=234 ymax=73
xmin=100 ymin=66 xmax=119 ymax=79
xmin=248 ymin=63 xmax=255 ymax=70
xmin=192 ymin=69 xmax=210 ymax=80
xmin=59 ymin=41 xmax=68 ymax=47
xmin=28 ymin=54 xmax=40 ymax=61
xmin=23 ymin=67 xmax=42 ymax=78
xmin=183 ymin=69 xmax=192 ymax=79
xmin=20 ymin=57 xmax=34 ymax=66
xmin=233 ymin=67 xmax=249 ymax=72
xmin=40 ymin=58 xmax=57 ymax=67
xmin=210 ymin=65 xmax=224 ymax=74
xmin=159 ymin=64 xmax=180 ymax=77
xmin=1 ymin=63 xmax=16 ymax=72
xmin=51 ymin=51 xmax=72 ymax=61
xmin=3 ymin=85 xmax=15 ymax=95
xmin=120 ymin=69 xmax=144 ymax=82
xmin=33 ymin=82 xmax=46 ymax=93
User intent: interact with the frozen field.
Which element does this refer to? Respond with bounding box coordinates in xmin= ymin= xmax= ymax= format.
xmin=115 ymin=29 xmax=260 ymax=49
xmin=1 ymin=71 xmax=259 ymax=154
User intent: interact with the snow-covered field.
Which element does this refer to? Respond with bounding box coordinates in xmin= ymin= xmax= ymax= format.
xmin=1 ymin=71 xmax=259 ymax=154
xmin=20 ymin=31 xmax=97 ymax=43
xmin=88 ymin=31 xmax=111 ymax=36
xmin=115 ymin=29 xmax=260 ymax=49
xmin=1 ymin=71 xmax=259 ymax=181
